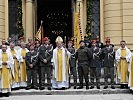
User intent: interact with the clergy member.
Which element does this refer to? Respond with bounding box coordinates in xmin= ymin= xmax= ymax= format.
xmin=0 ymin=45 xmax=14 ymax=97
xmin=18 ymin=42 xmax=29 ymax=87
xmin=7 ymin=42 xmax=20 ymax=89
xmin=52 ymin=36 xmax=70 ymax=89
xmin=128 ymin=53 xmax=133 ymax=91
xmin=115 ymin=40 xmax=132 ymax=89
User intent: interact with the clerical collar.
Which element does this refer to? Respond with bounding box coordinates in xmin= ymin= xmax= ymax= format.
xmin=121 ymin=47 xmax=126 ymax=50
xmin=2 ymin=51 xmax=6 ymax=53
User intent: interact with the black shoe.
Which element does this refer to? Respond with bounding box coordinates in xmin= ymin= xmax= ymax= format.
xmin=97 ymin=86 xmax=100 ymax=89
xmin=73 ymin=86 xmax=77 ymax=89
xmin=61 ymin=87 xmax=66 ymax=90
xmin=124 ymin=84 xmax=128 ymax=89
xmin=90 ymin=86 xmax=94 ymax=89
xmin=77 ymin=86 xmax=83 ymax=89
xmin=86 ymin=86 xmax=89 ymax=90
xmin=5 ymin=93 xmax=9 ymax=97
xmin=103 ymin=86 xmax=108 ymax=89
xmin=120 ymin=85 xmax=124 ymax=89
xmin=111 ymin=86 xmax=115 ymax=89
xmin=33 ymin=86 xmax=38 ymax=90
xmin=0 ymin=93 xmax=3 ymax=97
xmin=47 ymin=87 xmax=51 ymax=90
xmin=39 ymin=87 xmax=45 ymax=90
xmin=26 ymin=86 xmax=31 ymax=90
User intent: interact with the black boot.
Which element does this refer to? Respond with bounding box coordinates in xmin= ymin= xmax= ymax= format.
xmin=47 ymin=87 xmax=52 ymax=90
xmin=73 ymin=81 xmax=77 ymax=89
xmin=97 ymin=86 xmax=100 ymax=89
xmin=26 ymin=85 xmax=32 ymax=90
xmin=90 ymin=86 xmax=94 ymax=89
xmin=111 ymin=85 xmax=115 ymax=89
xmin=103 ymin=86 xmax=108 ymax=89
xmin=77 ymin=84 xmax=83 ymax=89
xmin=86 ymin=83 xmax=89 ymax=90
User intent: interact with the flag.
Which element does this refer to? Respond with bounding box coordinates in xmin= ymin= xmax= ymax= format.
xmin=35 ymin=20 xmax=44 ymax=42
xmin=74 ymin=13 xmax=81 ymax=49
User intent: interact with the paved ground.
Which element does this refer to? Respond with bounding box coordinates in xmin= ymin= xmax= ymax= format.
xmin=0 ymin=94 xmax=133 ymax=100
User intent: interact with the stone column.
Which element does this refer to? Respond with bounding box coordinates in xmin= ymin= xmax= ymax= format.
xmin=26 ymin=0 xmax=33 ymax=42
xmin=0 ymin=0 xmax=5 ymax=42
xmin=5 ymin=0 xmax=8 ymax=40
xmin=22 ymin=0 xmax=26 ymax=37
xmin=100 ymin=0 xmax=104 ymax=43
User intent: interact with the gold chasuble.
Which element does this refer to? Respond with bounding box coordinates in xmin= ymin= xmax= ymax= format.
xmin=57 ymin=49 xmax=63 ymax=81
xmin=119 ymin=49 xmax=128 ymax=83
xmin=10 ymin=50 xmax=20 ymax=83
xmin=129 ymin=58 xmax=133 ymax=89
xmin=1 ymin=53 xmax=11 ymax=89
xmin=20 ymin=49 xmax=27 ymax=85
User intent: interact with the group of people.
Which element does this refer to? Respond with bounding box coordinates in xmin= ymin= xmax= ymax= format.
xmin=0 ymin=36 xmax=133 ymax=97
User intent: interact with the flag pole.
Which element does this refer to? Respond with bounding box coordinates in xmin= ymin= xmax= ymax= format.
xmin=41 ymin=20 xmax=44 ymax=43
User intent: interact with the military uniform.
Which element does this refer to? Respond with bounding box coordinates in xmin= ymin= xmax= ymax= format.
xmin=38 ymin=44 xmax=53 ymax=90
xmin=25 ymin=50 xmax=38 ymax=89
xmin=68 ymin=47 xmax=77 ymax=89
xmin=101 ymin=45 xmax=115 ymax=89
xmin=34 ymin=46 xmax=41 ymax=87
xmin=76 ymin=45 xmax=92 ymax=89
xmin=90 ymin=47 xmax=101 ymax=89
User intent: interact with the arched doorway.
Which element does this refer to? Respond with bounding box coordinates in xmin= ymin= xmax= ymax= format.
xmin=37 ymin=0 xmax=73 ymax=47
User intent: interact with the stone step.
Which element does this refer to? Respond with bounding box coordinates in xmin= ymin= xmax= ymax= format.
xmin=11 ymin=87 xmax=131 ymax=96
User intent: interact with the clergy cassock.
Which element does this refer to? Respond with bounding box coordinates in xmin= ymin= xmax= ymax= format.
xmin=52 ymin=47 xmax=70 ymax=89
xmin=0 ymin=51 xmax=14 ymax=93
xmin=115 ymin=47 xmax=132 ymax=84
xmin=128 ymin=53 xmax=133 ymax=90
xmin=18 ymin=48 xmax=29 ymax=87
xmin=7 ymin=48 xmax=20 ymax=88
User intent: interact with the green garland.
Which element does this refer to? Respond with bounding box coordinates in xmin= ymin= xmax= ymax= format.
xmin=17 ymin=0 xmax=24 ymax=38
xmin=86 ymin=0 xmax=93 ymax=40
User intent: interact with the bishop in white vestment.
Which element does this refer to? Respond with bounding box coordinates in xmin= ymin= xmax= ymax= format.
xmin=52 ymin=36 xmax=70 ymax=89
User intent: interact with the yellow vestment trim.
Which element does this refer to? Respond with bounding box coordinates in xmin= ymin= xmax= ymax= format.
xmin=1 ymin=53 xmax=10 ymax=88
xmin=21 ymin=49 xmax=27 ymax=81
xmin=57 ymin=49 xmax=62 ymax=81
xmin=120 ymin=49 xmax=128 ymax=83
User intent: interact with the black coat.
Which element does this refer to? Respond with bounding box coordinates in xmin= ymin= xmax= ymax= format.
xmin=101 ymin=45 xmax=115 ymax=67
xmin=38 ymin=45 xmax=53 ymax=66
xmin=25 ymin=50 xmax=38 ymax=70
xmin=90 ymin=47 xmax=101 ymax=68
xmin=68 ymin=47 xmax=76 ymax=68
xmin=76 ymin=46 xmax=92 ymax=65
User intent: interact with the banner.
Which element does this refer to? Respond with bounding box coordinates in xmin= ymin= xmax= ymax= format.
xmin=35 ymin=20 xmax=44 ymax=42
xmin=74 ymin=13 xmax=81 ymax=49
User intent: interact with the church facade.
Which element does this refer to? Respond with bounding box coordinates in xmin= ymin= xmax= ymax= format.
xmin=0 ymin=0 xmax=133 ymax=50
